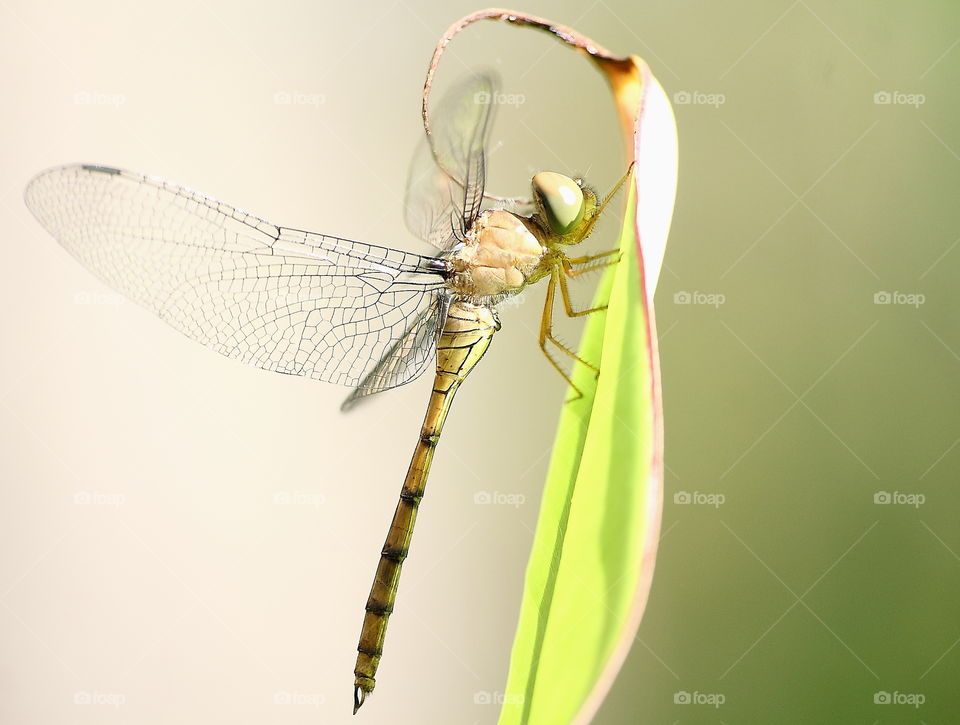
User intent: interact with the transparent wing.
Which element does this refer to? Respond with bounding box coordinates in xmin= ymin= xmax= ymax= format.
xmin=341 ymin=293 xmax=450 ymax=410
xmin=25 ymin=164 xmax=448 ymax=390
xmin=404 ymin=72 xmax=497 ymax=250
xmin=404 ymin=137 xmax=463 ymax=250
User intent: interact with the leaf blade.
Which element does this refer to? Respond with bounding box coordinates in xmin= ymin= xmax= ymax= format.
xmin=497 ymin=60 xmax=677 ymax=725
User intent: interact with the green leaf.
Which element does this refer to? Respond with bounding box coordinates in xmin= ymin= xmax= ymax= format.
xmin=495 ymin=65 xmax=677 ymax=725
xmin=419 ymin=11 xmax=677 ymax=723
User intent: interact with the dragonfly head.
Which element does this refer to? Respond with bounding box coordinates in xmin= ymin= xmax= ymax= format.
xmin=532 ymin=171 xmax=587 ymax=236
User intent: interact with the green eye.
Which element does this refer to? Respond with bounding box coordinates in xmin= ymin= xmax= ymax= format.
xmin=532 ymin=171 xmax=585 ymax=235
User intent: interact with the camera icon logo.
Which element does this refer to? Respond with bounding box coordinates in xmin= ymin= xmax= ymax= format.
xmin=874 ymin=291 xmax=892 ymax=304
xmin=874 ymin=491 xmax=891 ymax=505
xmin=673 ymin=91 xmax=692 ymax=105
xmin=874 ymin=691 xmax=891 ymax=704
xmin=673 ymin=491 xmax=692 ymax=505
xmin=674 ymin=291 xmax=692 ymax=305
xmin=674 ymin=691 xmax=692 ymax=704
xmin=474 ymin=91 xmax=491 ymax=105
xmin=874 ymin=91 xmax=892 ymax=105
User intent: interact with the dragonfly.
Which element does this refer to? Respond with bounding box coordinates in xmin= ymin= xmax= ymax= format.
xmin=24 ymin=71 xmax=631 ymax=714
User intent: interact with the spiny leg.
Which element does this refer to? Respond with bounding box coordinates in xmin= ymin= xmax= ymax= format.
xmin=558 ymin=249 xmax=622 ymax=317
xmin=565 ymin=248 xmax=622 ymax=276
xmin=545 ymin=267 xmax=601 ymax=373
xmin=573 ymin=162 xmax=636 ymax=244
xmin=539 ymin=271 xmax=587 ymax=400
xmin=539 ymin=266 xmax=613 ymax=399
xmin=542 ymin=255 xmax=620 ymax=393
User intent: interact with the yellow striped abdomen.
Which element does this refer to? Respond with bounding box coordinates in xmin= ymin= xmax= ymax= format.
xmin=353 ymin=300 xmax=499 ymax=711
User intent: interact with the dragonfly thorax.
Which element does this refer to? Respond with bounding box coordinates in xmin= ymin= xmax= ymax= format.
xmin=447 ymin=209 xmax=545 ymax=300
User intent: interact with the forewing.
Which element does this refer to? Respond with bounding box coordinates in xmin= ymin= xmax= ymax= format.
xmin=404 ymin=137 xmax=462 ymax=250
xmin=25 ymin=164 xmax=446 ymax=389
xmin=404 ymin=72 xmax=497 ymax=249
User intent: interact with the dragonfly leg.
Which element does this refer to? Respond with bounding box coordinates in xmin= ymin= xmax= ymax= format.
xmin=539 ymin=273 xmax=584 ymax=401
xmin=565 ymin=248 xmax=622 ymax=277
xmin=539 ymin=268 xmax=604 ymax=398
xmin=557 ymin=254 xmax=620 ymax=318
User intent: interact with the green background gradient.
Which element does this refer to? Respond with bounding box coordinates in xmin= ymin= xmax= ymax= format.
xmin=1 ymin=1 xmax=957 ymax=723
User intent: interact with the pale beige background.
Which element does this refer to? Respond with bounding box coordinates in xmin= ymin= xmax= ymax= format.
xmin=3 ymin=1 xmax=959 ymax=724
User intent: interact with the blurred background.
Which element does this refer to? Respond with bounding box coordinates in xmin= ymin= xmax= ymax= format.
xmin=1 ymin=1 xmax=958 ymax=723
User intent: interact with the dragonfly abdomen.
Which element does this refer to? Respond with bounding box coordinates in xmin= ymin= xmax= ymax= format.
xmin=353 ymin=301 xmax=498 ymax=713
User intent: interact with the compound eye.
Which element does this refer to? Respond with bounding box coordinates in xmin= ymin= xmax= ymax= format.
xmin=532 ymin=171 xmax=585 ymax=235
